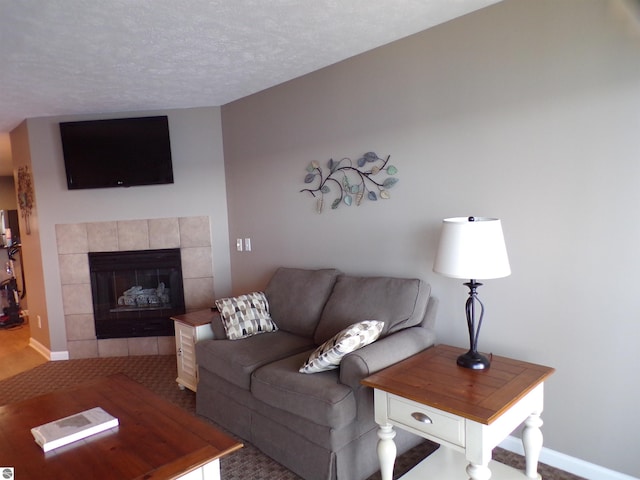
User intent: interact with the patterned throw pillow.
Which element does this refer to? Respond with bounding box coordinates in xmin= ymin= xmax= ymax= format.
xmin=299 ymin=320 xmax=384 ymax=374
xmin=215 ymin=292 xmax=278 ymax=340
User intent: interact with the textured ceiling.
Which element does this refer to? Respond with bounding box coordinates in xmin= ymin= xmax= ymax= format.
xmin=0 ymin=0 xmax=501 ymax=175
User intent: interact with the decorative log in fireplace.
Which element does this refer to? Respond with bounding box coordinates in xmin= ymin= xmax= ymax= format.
xmin=89 ymin=248 xmax=186 ymax=339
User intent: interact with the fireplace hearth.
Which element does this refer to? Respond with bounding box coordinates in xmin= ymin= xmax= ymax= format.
xmin=89 ymin=248 xmax=186 ymax=339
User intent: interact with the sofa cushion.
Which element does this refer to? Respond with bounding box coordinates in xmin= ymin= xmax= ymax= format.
xmin=195 ymin=331 xmax=315 ymax=390
xmin=299 ymin=320 xmax=384 ymax=374
xmin=215 ymin=291 xmax=278 ymax=340
xmin=252 ymin=351 xmax=357 ymax=429
xmin=314 ymin=275 xmax=430 ymax=344
xmin=264 ymin=267 xmax=341 ymax=337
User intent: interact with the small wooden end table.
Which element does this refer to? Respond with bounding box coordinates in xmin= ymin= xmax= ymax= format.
xmin=172 ymin=310 xmax=216 ymax=391
xmin=362 ymin=345 xmax=555 ymax=480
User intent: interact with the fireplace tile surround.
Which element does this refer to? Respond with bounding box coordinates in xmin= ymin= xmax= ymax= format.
xmin=56 ymin=216 xmax=215 ymax=359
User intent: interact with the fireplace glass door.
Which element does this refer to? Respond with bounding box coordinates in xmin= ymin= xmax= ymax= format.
xmin=89 ymin=248 xmax=185 ymax=339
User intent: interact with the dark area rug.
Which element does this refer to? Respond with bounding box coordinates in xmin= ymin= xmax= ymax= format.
xmin=0 ymin=355 xmax=583 ymax=479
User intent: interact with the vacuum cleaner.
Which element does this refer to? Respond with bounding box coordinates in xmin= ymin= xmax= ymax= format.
xmin=1 ymin=245 xmax=24 ymax=328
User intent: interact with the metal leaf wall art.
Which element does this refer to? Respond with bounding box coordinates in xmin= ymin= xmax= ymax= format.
xmin=300 ymin=152 xmax=399 ymax=213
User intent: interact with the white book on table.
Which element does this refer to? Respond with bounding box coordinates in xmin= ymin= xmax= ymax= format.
xmin=31 ymin=407 xmax=119 ymax=452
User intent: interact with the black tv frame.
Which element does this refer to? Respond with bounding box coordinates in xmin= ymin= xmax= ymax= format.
xmin=60 ymin=115 xmax=174 ymax=190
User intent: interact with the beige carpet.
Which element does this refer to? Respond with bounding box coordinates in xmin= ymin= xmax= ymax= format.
xmin=0 ymin=355 xmax=583 ymax=480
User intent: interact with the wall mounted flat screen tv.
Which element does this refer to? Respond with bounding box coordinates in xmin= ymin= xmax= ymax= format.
xmin=60 ymin=115 xmax=174 ymax=190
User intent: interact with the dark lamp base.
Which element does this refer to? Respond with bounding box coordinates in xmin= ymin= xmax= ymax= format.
xmin=457 ymin=350 xmax=490 ymax=370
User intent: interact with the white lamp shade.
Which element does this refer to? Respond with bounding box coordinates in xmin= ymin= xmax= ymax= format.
xmin=433 ymin=217 xmax=511 ymax=280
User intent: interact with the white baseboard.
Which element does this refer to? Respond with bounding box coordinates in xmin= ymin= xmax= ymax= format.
xmin=50 ymin=349 xmax=70 ymax=361
xmin=28 ymin=337 xmax=69 ymax=361
xmin=499 ymin=436 xmax=638 ymax=480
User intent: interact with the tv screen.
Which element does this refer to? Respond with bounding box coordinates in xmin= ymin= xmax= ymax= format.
xmin=60 ymin=116 xmax=174 ymax=190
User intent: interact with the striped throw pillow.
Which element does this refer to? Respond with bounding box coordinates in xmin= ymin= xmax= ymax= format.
xmin=299 ymin=320 xmax=384 ymax=374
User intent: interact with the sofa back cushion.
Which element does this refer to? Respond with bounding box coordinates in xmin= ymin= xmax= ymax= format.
xmin=314 ymin=275 xmax=430 ymax=344
xmin=264 ymin=267 xmax=341 ymax=337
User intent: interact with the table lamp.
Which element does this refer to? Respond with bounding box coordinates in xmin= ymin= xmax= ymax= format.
xmin=433 ymin=217 xmax=510 ymax=369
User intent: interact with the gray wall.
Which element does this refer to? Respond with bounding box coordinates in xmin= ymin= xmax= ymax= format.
xmin=0 ymin=177 xmax=16 ymax=209
xmin=222 ymin=0 xmax=640 ymax=476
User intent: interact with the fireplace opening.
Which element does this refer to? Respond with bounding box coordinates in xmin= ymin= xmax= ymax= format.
xmin=88 ymin=248 xmax=185 ymax=339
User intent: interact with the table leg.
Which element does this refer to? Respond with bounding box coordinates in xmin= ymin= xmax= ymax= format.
xmin=466 ymin=462 xmax=492 ymax=480
xmin=522 ymin=412 xmax=543 ymax=479
xmin=377 ymin=424 xmax=396 ymax=480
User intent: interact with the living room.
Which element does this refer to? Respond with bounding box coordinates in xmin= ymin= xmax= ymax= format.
xmin=1 ymin=0 xmax=639 ymax=479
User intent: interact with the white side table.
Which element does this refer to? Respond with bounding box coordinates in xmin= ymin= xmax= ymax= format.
xmin=171 ymin=310 xmax=215 ymax=392
xmin=362 ymin=345 xmax=555 ymax=480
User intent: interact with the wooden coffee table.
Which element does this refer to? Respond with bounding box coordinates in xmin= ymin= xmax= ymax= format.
xmin=0 ymin=373 xmax=242 ymax=479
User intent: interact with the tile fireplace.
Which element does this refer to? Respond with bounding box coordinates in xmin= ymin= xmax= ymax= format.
xmin=56 ymin=216 xmax=214 ymax=359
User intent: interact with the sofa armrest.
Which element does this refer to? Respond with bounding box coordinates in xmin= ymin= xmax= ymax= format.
xmin=339 ymin=325 xmax=436 ymax=390
xmin=209 ymin=310 xmax=228 ymax=339
xmin=420 ymin=296 xmax=438 ymax=330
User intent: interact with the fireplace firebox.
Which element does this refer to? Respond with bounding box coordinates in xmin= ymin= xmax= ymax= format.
xmin=89 ymin=248 xmax=185 ymax=339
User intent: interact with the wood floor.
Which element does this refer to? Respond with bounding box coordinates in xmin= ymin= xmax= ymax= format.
xmin=0 ymin=320 xmax=47 ymax=381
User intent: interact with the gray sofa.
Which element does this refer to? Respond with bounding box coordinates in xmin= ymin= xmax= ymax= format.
xmin=195 ymin=267 xmax=438 ymax=480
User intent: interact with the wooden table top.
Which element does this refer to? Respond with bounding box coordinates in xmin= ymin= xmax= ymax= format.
xmin=0 ymin=373 xmax=242 ymax=479
xmin=362 ymin=345 xmax=555 ymax=425
xmin=171 ymin=309 xmax=218 ymax=327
